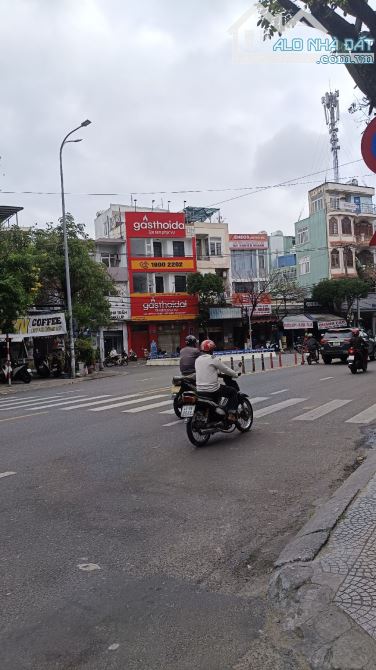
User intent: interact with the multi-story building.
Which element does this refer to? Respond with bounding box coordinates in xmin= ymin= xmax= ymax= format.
xmin=230 ymin=233 xmax=269 ymax=297
xmin=269 ymin=230 xmax=295 ymax=270
xmin=194 ymin=217 xmax=231 ymax=296
xmin=125 ymin=210 xmax=198 ymax=356
xmin=94 ymin=204 xmax=130 ymax=356
xmin=295 ymin=180 xmax=376 ymax=290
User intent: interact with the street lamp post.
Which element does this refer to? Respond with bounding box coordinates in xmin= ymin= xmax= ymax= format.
xmin=59 ymin=119 xmax=91 ymax=378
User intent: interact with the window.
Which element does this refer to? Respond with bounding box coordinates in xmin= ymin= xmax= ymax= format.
xmin=341 ymin=217 xmax=352 ymax=235
xmin=231 ymin=250 xmax=257 ymax=278
xmin=331 ymin=248 xmax=340 ymax=269
xmin=133 ymin=273 xmax=148 ymax=293
xmin=173 ymin=240 xmax=185 ymax=257
xmin=210 ymin=237 xmax=222 ymax=256
xmin=329 ymin=217 xmax=338 ymax=236
xmin=155 ymin=276 xmax=164 ymax=293
xmin=175 ymin=275 xmax=187 ymax=292
xmin=297 ymin=227 xmax=309 ymax=245
xmin=153 ymin=241 xmax=162 ymax=257
xmin=258 ymin=252 xmax=266 ymax=270
xmin=101 ymin=253 xmax=120 ymax=267
xmin=234 ymin=282 xmax=254 ymax=293
xmin=130 ymin=238 xmax=145 ymax=257
xmin=196 ymin=237 xmax=209 ymax=259
xmin=345 ymin=248 xmax=354 ymax=268
xmin=312 ymin=198 xmax=323 ymax=213
xmin=299 ymin=256 xmax=310 ymax=275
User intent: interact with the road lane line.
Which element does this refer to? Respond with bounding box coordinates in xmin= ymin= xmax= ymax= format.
xmin=320 ymin=377 xmax=334 ymax=381
xmin=124 ymin=400 xmax=172 ymax=413
xmin=254 ymin=398 xmax=306 ymax=418
xmin=163 ymin=420 xmax=182 ymax=427
xmin=293 ymin=399 xmax=351 ymax=421
xmin=346 ymin=404 xmax=376 ymax=424
xmin=0 ymin=471 xmax=16 ymax=479
xmin=270 ymin=389 xmax=289 ymax=395
xmin=91 ymin=394 xmax=169 ymax=412
xmin=0 ymin=411 xmax=49 ymax=423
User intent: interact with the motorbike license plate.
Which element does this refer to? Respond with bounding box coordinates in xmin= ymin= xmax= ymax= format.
xmin=181 ymin=405 xmax=195 ymax=418
xmin=171 ymin=385 xmax=180 ymax=393
xmin=348 ymin=355 xmax=355 ymax=361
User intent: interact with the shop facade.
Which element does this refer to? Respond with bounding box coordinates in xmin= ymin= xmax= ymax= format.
xmin=125 ymin=211 xmax=199 ymax=357
xmin=6 ymin=312 xmax=67 ymax=369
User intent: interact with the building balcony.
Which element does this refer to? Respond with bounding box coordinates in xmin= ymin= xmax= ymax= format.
xmin=328 ymin=201 xmax=376 ymax=216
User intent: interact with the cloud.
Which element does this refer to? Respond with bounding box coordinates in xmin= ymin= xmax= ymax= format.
xmin=0 ymin=0 xmax=374 ymax=237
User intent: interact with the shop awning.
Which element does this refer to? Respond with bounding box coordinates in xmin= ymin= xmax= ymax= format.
xmin=307 ymin=314 xmax=347 ymax=329
xmin=282 ymin=315 xmax=313 ymax=330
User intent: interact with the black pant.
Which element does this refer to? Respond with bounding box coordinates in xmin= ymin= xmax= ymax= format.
xmin=206 ymin=385 xmax=239 ymax=413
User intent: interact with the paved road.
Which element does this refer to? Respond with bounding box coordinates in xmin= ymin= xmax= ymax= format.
xmin=0 ymin=361 xmax=374 ymax=669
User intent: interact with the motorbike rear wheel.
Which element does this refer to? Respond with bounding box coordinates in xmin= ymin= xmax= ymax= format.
xmin=235 ymin=398 xmax=253 ymax=432
xmin=173 ymin=394 xmax=183 ymax=419
xmin=186 ymin=415 xmax=210 ymax=447
xmin=350 ymin=364 xmax=357 ymax=374
xmin=22 ymin=371 xmax=32 ymax=383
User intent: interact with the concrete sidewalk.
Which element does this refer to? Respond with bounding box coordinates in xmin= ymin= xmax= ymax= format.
xmin=270 ymin=445 xmax=376 ymax=669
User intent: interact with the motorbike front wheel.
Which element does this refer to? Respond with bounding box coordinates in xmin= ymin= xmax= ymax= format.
xmin=22 ymin=371 xmax=32 ymax=384
xmin=186 ymin=415 xmax=210 ymax=447
xmin=235 ymin=398 xmax=253 ymax=432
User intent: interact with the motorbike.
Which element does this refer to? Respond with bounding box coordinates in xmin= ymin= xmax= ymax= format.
xmin=348 ymin=346 xmax=368 ymax=374
xmin=306 ymin=349 xmax=320 ymax=365
xmin=129 ymin=351 xmax=138 ymax=362
xmin=171 ymin=374 xmax=197 ymax=418
xmin=35 ymin=357 xmax=50 ymax=378
xmin=181 ymin=373 xmax=253 ymax=447
xmin=0 ymin=361 xmax=32 ymax=384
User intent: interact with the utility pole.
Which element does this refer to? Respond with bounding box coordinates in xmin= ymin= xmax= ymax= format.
xmin=322 ymin=90 xmax=340 ymax=182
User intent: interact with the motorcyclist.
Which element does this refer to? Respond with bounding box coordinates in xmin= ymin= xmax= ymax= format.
xmin=179 ymin=335 xmax=201 ymax=377
xmin=350 ymin=328 xmax=368 ymax=367
xmin=195 ymin=339 xmax=240 ymax=422
xmin=305 ymin=333 xmax=319 ymax=361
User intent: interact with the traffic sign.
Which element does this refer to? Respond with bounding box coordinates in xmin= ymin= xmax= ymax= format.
xmin=361 ymin=117 xmax=376 ymax=173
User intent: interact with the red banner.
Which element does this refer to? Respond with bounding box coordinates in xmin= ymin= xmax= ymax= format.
xmin=232 ymin=293 xmax=272 ymax=314
xmin=126 ymin=212 xmax=185 ymax=238
xmin=131 ymin=294 xmax=198 ymax=321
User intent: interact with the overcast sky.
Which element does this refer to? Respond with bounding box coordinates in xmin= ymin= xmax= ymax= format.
xmin=1 ymin=0 xmax=374 ymax=236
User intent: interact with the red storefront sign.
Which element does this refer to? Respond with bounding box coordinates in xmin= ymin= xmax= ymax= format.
xmin=131 ymin=294 xmax=198 ymax=321
xmin=232 ymin=293 xmax=272 ymax=314
xmin=229 ymin=233 xmax=268 ymax=250
xmin=126 ymin=212 xmax=185 ymax=238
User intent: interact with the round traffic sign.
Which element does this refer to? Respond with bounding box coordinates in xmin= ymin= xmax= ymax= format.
xmin=361 ymin=117 xmax=376 ymax=173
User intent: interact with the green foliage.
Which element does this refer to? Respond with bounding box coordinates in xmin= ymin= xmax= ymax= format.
xmin=32 ymin=214 xmax=116 ymax=332
xmin=312 ymin=278 xmax=370 ymax=321
xmin=0 ymin=226 xmax=40 ymax=332
xmin=75 ymin=338 xmax=95 ymax=366
xmin=256 ymin=0 xmax=376 ymax=109
xmin=187 ymin=272 xmax=225 ymax=333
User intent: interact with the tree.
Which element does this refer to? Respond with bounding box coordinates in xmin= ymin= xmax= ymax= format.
xmin=32 ymin=214 xmax=116 ymax=332
xmin=0 ymin=225 xmax=40 ymax=332
xmin=270 ymin=271 xmax=306 ymax=319
xmin=257 ymin=0 xmax=376 ymax=111
xmin=187 ymin=272 xmax=225 ymax=335
xmin=312 ymin=277 xmax=370 ymax=323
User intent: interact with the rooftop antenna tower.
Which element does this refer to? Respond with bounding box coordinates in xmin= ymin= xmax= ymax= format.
xmin=321 ymin=90 xmax=340 ymax=182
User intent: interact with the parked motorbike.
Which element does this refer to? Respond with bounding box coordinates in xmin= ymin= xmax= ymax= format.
xmin=182 ymin=373 xmax=253 ymax=447
xmin=348 ymin=346 xmax=368 ymax=374
xmin=34 ymin=357 xmax=50 ymax=378
xmin=129 ymin=351 xmax=138 ymax=362
xmin=0 ymin=361 xmax=32 ymax=384
xmin=171 ymin=374 xmax=197 ymax=418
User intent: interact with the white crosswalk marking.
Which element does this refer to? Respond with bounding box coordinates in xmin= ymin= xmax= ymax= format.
xmin=293 ymin=399 xmax=351 ymax=421
xmin=59 ymin=395 xmax=144 ymax=410
xmin=11 ymin=395 xmax=91 ymax=411
xmin=0 ymin=393 xmax=75 ymax=410
xmin=159 ymin=408 xmax=175 ymax=415
xmin=90 ymin=394 xmax=169 ymax=412
xmin=270 ymin=389 xmax=288 ymax=395
xmin=249 ymin=397 xmax=269 ymax=404
xmin=346 ymin=403 xmax=376 ymax=424
xmin=0 ymin=395 xmax=89 ymax=412
xmin=254 ymin=398 xmax=306 ymax=418
xmin=124 ymin=400 xmax=172 ymax=413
